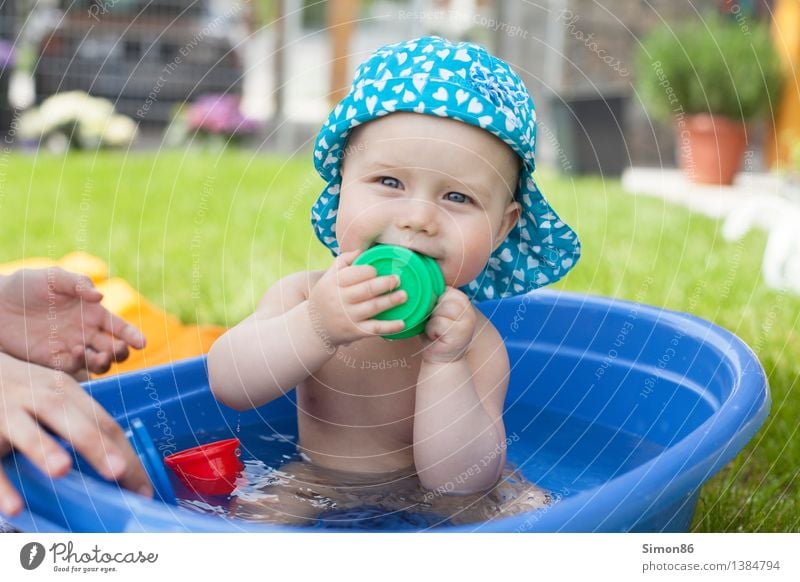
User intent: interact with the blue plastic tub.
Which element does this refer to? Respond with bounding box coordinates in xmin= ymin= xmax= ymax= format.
xmin=3 ymin=291 xmax=769 ymax=532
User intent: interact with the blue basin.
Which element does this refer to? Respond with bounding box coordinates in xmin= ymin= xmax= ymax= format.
xmin=2 ymin=291 xmax=769 ymax=532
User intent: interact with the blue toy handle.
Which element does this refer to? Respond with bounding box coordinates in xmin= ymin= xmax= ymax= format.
xmin=125 ymin=418 xmax=177 ymax=505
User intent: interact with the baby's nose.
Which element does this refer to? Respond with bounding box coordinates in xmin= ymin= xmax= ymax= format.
xmin=396 ymin=199 xmax=438 ymax=235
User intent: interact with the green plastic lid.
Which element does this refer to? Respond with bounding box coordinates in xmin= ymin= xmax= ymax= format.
xmin=354 ymin=244 xmax=445 ymax=340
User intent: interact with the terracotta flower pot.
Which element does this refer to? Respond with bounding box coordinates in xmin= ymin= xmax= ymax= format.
xmin=675 ymin=114 xmax=748 ymax=185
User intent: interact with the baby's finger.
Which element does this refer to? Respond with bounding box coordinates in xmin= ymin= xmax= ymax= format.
xmin=336 ymin=264 xmax=378 ymax=287
xmin=345 ymin=274 xmax=400 ymax=302
xmin=354 ymin=289 xmax=407 ymax=320
xmin=334 ymin=248 xmax=363 ymax=270
xmin=0 ymin=468 xmax=23 ymax=516
xmin=425 ymin=316 xmax=450 ymax=340
xmin=101 ymin=313 xmax=146 ymax=350
xmin=432 ymin=298 xmax=467 ymax=321
xmin=357 ymin=319 xmax=406 ymax=337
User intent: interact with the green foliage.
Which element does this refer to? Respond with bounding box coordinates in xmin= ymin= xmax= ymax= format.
xmin=0 ymin=150 xmax=330 ymax=325
xmin=636 ymin=13 xmax=783 ymax=123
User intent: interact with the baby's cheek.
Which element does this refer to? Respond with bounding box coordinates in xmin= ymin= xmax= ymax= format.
xmin=449 ymin=235 xmax=495 ymax=286
xmin=334 ymin=213 xmax=367 ymax=249
xmin=336 ymin=199 xmax=385 ymax=247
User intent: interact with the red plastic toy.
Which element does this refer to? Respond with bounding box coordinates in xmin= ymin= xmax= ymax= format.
xmin=164 ymin=438 xmax=243 ymax=496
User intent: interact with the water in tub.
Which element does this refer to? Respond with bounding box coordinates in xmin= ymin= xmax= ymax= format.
xmin=170 ymin=404 xmax=664 ymax=530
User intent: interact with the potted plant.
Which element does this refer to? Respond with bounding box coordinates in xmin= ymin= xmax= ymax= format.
xmin=637 ymin=13 xmax=782 ymax=185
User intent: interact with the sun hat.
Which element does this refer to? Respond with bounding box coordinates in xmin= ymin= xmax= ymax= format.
xmin=310 ymin=36 xmax=580 ymax=302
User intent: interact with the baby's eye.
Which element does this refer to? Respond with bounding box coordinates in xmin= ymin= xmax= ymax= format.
xmin=445 ymin=191 xmax=471 ymax=204
xmin=379 ymin=176 xmax=402 ymax=189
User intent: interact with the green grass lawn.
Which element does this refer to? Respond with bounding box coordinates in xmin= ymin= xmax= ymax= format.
xmin=0 ymin=149 xmax=797 ymax=532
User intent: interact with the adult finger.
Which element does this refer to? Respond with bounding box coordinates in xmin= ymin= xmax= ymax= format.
xmin=88 ymin=333 xmax=128 ymax=367
xmin=83 ymin=347 xmax=112 ymax=375
xmin=32 ymin=386 xmax=128 ymax=483
xmin=1 ymin=413 xmax=73 ymax=478
xmin=44 ymin=345 xmax=82 ymax=375
xmin=0 ymin=467 xmax=23 ymax=516
xmin=58 ymin=386 xmax=152 ymax=497
xmin=101 ymin=313 xmax=146 ymax=350
xmin=71 ymin=368 xmax=91 ymax=382
xmin=51 ymin=269 xmax=103 ymax=302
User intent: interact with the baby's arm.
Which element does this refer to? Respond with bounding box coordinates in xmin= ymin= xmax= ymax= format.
xmin=414 ymin=290 xmax=509 ymax=494
xmin=208 ymin=249 xmax=408 ymax=410
xmin=208 ymin=271 xmax=333 ymax=410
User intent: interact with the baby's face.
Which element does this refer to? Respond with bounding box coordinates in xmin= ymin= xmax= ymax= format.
xmin=336 ymin=113 xmax=521 ymax=288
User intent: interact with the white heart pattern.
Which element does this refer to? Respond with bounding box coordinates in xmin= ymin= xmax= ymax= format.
xmin=432 ymin=87 xmax=448 ymax=101
xmin=365 ymin=95 xmax=378 ymax=114
xmin=412 ymin=75 xmax=427 ymax=94
xmin=467 ymin=98 xmax=483 ymax=114
xmin=454 ymin=48 xmax=470 ymax=61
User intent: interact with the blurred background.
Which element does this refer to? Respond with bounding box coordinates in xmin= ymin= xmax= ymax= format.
xmin=0 ymin=0 xmax=788 ymax=172
xmin=0 ymin=0 xmax=797 ymax=532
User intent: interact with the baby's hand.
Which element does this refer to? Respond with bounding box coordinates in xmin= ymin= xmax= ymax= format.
xmin=307 ymin=249 xmax=407 ymax=346
xmin=0 ymin=268 xmax=146 ymax=375
xmin=421 ymin=287 xmax=476 ymax=364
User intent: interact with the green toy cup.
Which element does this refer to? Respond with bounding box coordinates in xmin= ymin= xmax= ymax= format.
xmin=354 ymin=244 xmax=445 ymax=340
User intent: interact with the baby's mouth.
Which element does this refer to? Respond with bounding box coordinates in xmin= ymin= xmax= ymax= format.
xmin=369 ymin=240 xmax=438 ymax=261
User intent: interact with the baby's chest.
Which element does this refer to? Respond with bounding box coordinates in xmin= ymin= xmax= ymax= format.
xmin=299 ymin=342 xmax=421 ymax=426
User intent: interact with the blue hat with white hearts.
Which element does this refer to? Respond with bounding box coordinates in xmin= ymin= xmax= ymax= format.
xmin=311 ymin=36 xmax=580 ymax=302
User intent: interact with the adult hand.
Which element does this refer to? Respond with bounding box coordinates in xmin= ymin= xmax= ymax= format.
xmin=0 ymin=352 xmax=152 ymax=516
xmin=0 ymin=268 xmax=146 ymax=375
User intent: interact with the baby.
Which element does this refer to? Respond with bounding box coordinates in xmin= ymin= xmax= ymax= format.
xmin=208 ymin=36 xmax=580 ymax=525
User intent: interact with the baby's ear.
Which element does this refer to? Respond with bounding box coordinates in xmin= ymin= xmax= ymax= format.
xmin=494 ymin=200 xmax=521 ymax=251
